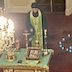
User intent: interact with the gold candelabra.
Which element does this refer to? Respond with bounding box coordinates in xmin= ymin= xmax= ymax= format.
xmin=0 ymin=8 xmax=16 ymax=61
xmin=0 ymin=16 xmax=15 ymax=51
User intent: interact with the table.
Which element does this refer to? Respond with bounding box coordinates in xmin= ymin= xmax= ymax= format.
xmin=0 ymin=48 xmax=54 ymax=72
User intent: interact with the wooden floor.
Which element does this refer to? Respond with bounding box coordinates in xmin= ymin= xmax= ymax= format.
xmin=0 ymin=13 xmax=72 ymax=72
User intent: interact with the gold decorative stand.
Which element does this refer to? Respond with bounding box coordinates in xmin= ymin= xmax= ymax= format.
xmin=5 ymin=48 xmax=16 ymax=62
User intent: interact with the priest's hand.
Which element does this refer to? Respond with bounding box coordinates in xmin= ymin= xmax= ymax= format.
xmin=30 ymin=28 xmax=33 ymax=32
xmin=29 ymin=38 xmax=32 ymax=41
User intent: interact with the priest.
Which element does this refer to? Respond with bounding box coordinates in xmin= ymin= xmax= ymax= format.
xmin=26 ymin=2 xmax=48 ymax=49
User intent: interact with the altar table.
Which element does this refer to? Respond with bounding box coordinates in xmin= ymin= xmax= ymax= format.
xmin=0 ymin=48 xmax=54 ymax=72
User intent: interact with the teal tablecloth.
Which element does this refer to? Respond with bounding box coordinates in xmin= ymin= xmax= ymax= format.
xmin=0 ymin=48 xmax=54 ymax=69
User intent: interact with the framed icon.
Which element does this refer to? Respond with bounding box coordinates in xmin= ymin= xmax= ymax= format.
xmin=26 ymin=48 xmax=40 ymax=60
